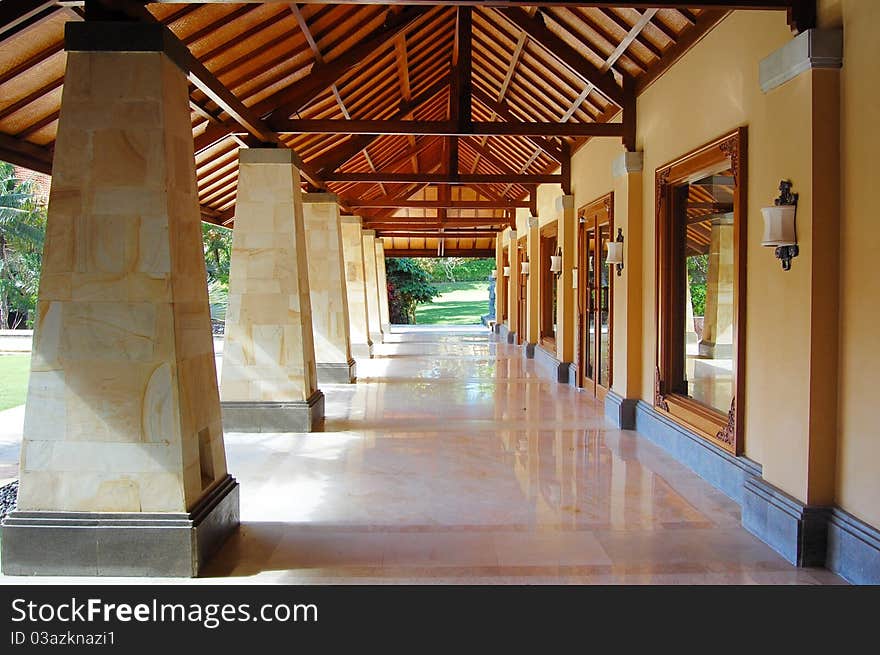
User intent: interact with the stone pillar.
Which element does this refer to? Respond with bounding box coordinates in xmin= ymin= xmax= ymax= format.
xmin=302 ymin=193 xmax=356 ymax=384
xmin=219 ymin=148 xmax=324 ymax=432
xmin=699 ymin=215 xmax=735 ymax=359
xmin=507 ymin=231 xmax=520 ymax=344
xmin=340 ymin=215 xmax=372 ymax=358
xmin=525 ymin=217 xmax=541 ymax=356
xmin=362 ymin=230 xmax=384 ymax=344
xmin=556 ymin=195 xmax=576 ymax=368
xmin=0 ymin=22 xmax=239 ymax=577
xmin=605 ymin=151 xmax=643 ymax=430
xmin=375 ymin=240 xmax=391 ymax=333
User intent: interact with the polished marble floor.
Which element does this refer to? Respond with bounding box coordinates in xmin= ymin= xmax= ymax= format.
xmin=0 ymin=326 xmax=843 ymax=584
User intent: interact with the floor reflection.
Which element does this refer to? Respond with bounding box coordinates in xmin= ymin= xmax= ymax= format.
xmin=199 ymin=327 xmax=842 ymax=585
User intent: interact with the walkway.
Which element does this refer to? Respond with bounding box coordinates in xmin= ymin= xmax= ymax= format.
xmin=204 ymin=327 xmax=840 ymax=584
xmin=0 ymin=328 xmax=842 ymax=583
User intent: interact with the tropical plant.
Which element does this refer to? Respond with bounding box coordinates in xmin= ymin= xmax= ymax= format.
xmin=420 ymin=257 xmax=495 ymax=282
xmin=0 ymin=162 xmax=47 ymax=329
xmin=385 ymin=257 xmax=439 ymax=324
xmin=687 ymin=253 xmax=708 ymax=317
xmin=202 ymin=222 xmax=233 ymax=288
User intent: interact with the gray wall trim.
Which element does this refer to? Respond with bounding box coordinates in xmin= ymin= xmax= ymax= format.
xmin=826 ymin=508 xmax=880 ymax=585
xmin=759 ymin=29 xmax=843 ymax=93
xmin=742 ymin=476 xmax=830 ymax=567
xmin=605 ymin=391 xmax=637 ymax=429
xmin=221 ymin=390 xmax=325 ymax=433
xmin=1 ymin=475 xmax=239 ymax=577
xmin=612 ymin=151 xmax=644 ymax=178
xmin=533 ymin=344 xmax=570 ymax=383
xmin=633 ymin=401 xmax=761 ymax=504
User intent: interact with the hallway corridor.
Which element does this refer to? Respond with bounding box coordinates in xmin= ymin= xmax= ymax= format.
xmin=199 ymin=328 xmax=841 ymax=584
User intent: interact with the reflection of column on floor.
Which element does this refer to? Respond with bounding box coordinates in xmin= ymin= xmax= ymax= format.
xmin=2 ymin=25 xmax=238 ymax=577
xmin=220 ymin=148 xmax=323 ymax=433
xmin=700 ymin=215 xmax=735 ymax=359
xmin=339 ymin=216 xmax=373 ymax=359
xmin=685 ymin=283 xmax=699 ymax=353
xmin=362 ymin=230 xmax=384 ymax=345
xmin=375 ymin=241 xmax=391 ymax=333
xmin=302 ymin=194 xmax=356 ymax=384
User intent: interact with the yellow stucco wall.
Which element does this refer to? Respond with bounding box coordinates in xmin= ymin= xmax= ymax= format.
xmin=502 ymin=7 xmax=878 ymax=527
xmin=827 ymin=0 xmax=880 ymax=528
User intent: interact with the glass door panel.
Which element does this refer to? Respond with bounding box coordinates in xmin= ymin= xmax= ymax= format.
xmin=598 ymin=223 xmax=611 ymax=390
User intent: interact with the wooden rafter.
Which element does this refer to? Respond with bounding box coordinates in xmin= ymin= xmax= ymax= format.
xmin=271 ymin=119 xmax=625 ymax=137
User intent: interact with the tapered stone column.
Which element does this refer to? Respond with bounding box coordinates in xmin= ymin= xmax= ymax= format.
xmin=219 ymin=148 xmax=324 ymax=432
xmin=340 ymin=215 xmax=373 ymax=358
xmin=0 ymin=22 xmax=239 ymax=577
xmin=699 ymin=215 xmax=735 ymax=358
xmin=375 ymin=240 xmax=391 ymax=333
xmin=362 ymin=230 xmax=384 ymax=344
xmin=302 ymin=193 xmax=356 ymax=384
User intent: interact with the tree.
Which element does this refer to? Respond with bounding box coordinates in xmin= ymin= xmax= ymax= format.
xmin=385 ymin=258 xmax=439 ymax=324
xmin=0 ymin=162 xmax=46 ymax=329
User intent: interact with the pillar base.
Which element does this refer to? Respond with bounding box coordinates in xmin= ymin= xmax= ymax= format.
xmin=317 ymin=358 xmax=357 ymax=384
xmin=523 ymin=342 xmax=536 ymax=359
xmin=351 ymin=342 xmax=374 ymax=359
xmin=221 ymin=391 xmax=325 ymax=433
xmin=604 ymin=391 xmax=638 ymax=429
xmin=742 ymin=476 xmax=831 ymax=567
xmin=1 ymin=475 xmax=239 ymax=577
xmin=370 ymin=331 xmax=384 ymax=345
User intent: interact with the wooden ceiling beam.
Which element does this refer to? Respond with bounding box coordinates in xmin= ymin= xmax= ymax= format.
xmin=0 ymin=1 xmax=58 ymax=46
xmin=471 ymin=88 xmax=562 ymax=161
xmin=495 ymin=6 xmax=623 ymax=106
xmin=384 ymin=249 xmax=495 ymax=258
xmin=326 ymin=173 xmax=561 ymax=184
xmin=271 ymin=119 xmax=625 ymax=137
xmin=311 ymin=79 xmax=449 ymax=175
xmin=192 ymin=5 xmax=429 ymax=154
xmin=353 ymin=200 xmax=528 ymax=209
xmin=375 ymin=230 xmax=500 ymax=238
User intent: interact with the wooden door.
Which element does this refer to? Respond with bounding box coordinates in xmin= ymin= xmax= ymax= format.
xmin=577 ymin=194 xmax=614 ymax=398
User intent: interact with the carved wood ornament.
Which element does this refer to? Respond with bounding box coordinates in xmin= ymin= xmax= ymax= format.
xmin=654 ymin=366 xmax=669 ymax=411
xmin=716 ymin=396 xmax=736 ymax=446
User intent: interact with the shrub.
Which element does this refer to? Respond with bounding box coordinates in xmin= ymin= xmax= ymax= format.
xmin=385 ymin=258 xmax=439 ymax=324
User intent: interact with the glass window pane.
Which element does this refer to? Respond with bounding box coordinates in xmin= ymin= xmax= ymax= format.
xmin=676 ymin=171 xmax=735 ymax=414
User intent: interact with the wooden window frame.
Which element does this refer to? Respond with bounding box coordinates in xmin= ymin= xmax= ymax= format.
xmin=654 ymin=127 xmax=747 ymax=455
xmin=539 ymin=222 xmax=558 ymax=348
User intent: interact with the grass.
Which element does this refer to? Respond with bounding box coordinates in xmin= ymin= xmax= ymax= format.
xmin=415 ymin=281 xmax=491 ymax=325
xmin=0 ymin=354 xmax=30 ymax=411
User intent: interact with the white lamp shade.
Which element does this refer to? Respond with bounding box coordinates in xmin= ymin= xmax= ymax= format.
xmin=606 ymin=241 xmax=624 ymax=265
xmin=550 ymin=254 xmax=562 ymax=273
xmin=502 ymin=266 xmax=511 ymax=277
xmin=521 ymin=261 xmax=530 ymax=275
xmin=490 ymin=269 xmax=497 ymax=278
xmin=761 ymin=205 xmax=797 ymax=246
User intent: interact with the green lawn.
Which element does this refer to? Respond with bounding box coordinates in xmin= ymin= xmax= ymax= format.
xmin=415 ymin=281 xmax=491 ymax=325
xmin=0 ymin=354 xmax=30 ymax=411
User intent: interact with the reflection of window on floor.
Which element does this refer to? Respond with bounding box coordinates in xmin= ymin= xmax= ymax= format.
xmin=681 ymin=173 xmax=735 ymax=415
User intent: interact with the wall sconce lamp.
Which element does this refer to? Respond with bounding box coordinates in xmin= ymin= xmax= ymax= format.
xmin=606 ymin=228 xmax=624 ymax=276
xmin=550 ymin=247 xmax=562 ymax=278
xmin=502 ymin=266 xmax=511 ymax=277
xmin=521 ymin=261 xmax=530 ymax=275
xmin=761 ymin=180 xmax=799 ymax=271
xmin=490 ymin=269 xmax=498 ymax=279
